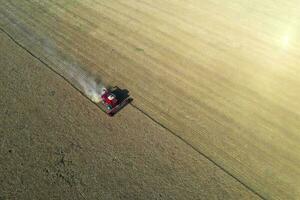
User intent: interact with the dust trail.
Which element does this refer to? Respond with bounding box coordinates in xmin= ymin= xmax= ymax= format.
xmin=45 ymin=42 xmax=105 ymax=103
xmin=1 ymin=10 xmax=105 ymax=103
xmin=78 ymin=75 xmax=104 ymax=103
xmin=58 ymin=60 xmax=105 ymax=104
xmin=40 ymin=37 xmax=105 ymax=103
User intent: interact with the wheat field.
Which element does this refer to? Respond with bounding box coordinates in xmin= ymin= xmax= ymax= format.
xmin=1 ymin=0 xmax=300 ymax=199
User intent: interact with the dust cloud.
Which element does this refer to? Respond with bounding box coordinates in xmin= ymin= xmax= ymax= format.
xmin=40 ymin=37 xmax=105 ymax=103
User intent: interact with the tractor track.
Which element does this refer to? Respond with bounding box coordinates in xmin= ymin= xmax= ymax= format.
xmin=0 ymin=26 xmax=266 ymax=200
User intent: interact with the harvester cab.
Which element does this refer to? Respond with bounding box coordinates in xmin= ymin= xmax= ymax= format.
xmin=98 ymin=86 xmax=132 ymax=116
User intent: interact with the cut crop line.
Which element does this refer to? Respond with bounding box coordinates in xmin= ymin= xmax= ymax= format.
xmin=130 ymin=102 xmax=266 ymax=200
xmin=0 ymin=26 xmax=265 ymax=200
xmin=0 ymin=27 xmax=90 ymax=104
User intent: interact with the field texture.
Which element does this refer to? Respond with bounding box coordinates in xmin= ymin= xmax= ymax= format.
xmin=0 ymin=31 xmax=259 ymax=199
xmin=1 ymin=0 xmax=300 ymax=199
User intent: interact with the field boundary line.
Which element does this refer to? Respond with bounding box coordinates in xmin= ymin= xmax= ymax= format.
xmin=0 ymin=26 xmax=266 ymax=200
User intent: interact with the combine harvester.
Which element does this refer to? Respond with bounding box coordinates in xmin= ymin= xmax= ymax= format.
xmin=97 ymin=86 xmax=132 ymax=116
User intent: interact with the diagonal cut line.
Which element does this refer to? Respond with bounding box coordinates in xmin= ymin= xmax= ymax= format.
xmin=0 ymin=26 xmax=266 ymax=200
xmin=130 ymin=103 xmax=266 ymax=199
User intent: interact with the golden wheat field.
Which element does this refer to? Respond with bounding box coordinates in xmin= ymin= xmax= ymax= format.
xmin=1 ymin=0 xmax=300 ymax=199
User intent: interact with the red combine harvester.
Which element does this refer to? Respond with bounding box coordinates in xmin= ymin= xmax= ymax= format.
xmin=98 ymin=86 xmax=132 ymax=116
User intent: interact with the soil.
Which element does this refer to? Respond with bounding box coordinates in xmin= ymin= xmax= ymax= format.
xmin=1 ymin=0 xmax=300 ymax=199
